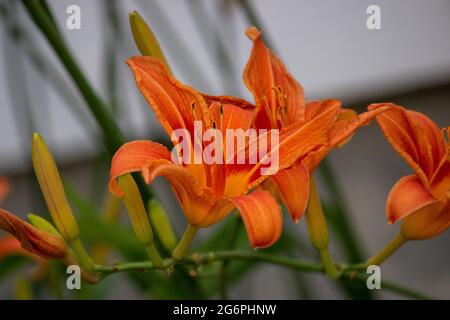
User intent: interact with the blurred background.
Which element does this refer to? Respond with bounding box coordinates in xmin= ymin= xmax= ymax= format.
xmin=0 ymin=0 xmax=449 ymax=299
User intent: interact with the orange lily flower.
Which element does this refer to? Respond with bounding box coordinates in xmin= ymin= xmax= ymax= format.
xmin=204 ymin=27 xmax=389 ymax=222
xmin=369 ymin=104 xmax=450 ymax=240
xmin=109 ymin=56 xmax=341 ymax=249
xmin=0 ymin=208 xmax=67 ymax=259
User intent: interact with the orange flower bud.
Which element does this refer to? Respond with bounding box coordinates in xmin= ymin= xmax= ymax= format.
xmin=0 ymin=208 xmax=67 ymax=259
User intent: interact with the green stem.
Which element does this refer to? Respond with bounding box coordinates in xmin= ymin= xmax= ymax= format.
xmin=220 ymin=217 xmax=242 ymax=299
xmin=70 ymin=237 xmax=95 ymax=272
xmin=319 ymin=249 xmax=339 ymax=279
xmin=365 ymin=233 xmax=406 ymax=267
xmin=93 ymin=250 xmax=433 ymax=299
xmin=305 ymin=178 xmax=339 ymax=278
xmin=21 ymin=0 xmax=153 ymax=211
xmin=172 ymin=224 xmax=198 ymax=260
xmin=319 ymin=160 xmax=365 ymax=262
xmin=145 ymin=242 xmax=164 ymax=268
xmin=21 ymin=0 xmax=123 ymax=153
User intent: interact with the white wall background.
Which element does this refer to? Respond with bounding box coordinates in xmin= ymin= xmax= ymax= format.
xmin=1 ymin=0 xmax=449 ymax=173
xmin=0 ymin=0 xmax=449 ymax=299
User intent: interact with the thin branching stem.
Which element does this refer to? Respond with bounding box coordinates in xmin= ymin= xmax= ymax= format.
xmin=93 ymin=250 xmax=434 ymax=300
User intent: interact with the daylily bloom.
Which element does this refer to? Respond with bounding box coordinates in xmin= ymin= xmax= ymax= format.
xmin=369 ymin=104 xmax=450 ymax=240
xmin=0 ymin=208 xmax=67 ymax=259
xmin=203 ymin=27 xmax=389 ymax=222
xmin=109 ymin=56 xmax=341 ymax=249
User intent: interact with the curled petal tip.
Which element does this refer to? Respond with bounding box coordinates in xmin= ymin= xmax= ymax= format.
xmin=367 ymin=102 xmax=395 ymax=111
xmin=245 ymin=26 xmax=262 ymax=41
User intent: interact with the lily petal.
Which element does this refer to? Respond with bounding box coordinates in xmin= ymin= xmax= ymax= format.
xmin=109 ymin=140 xmax=172 ymax=196
xmin=210 ymin=102 xmax=254 ymax=133
xmin=245 ymin=101 xmax=340 ymax=189
xmin=209 ymin=103 xmax=255 ymax=196
xmin=303 ymin=103 xmax=390 ymax=171
xmin=369 ymin=104 xmax=447 ymax=186
xmin=126 ymin=56 xmax=212 ymax=138
xmin=430 ymin=158 xmax=450 ymax=201
xmin=210 ymin=102 xmax=254 ymax=162
xmin=408 ymin=110 xmax=448 ymax=179
xmin=203 ymin=94 xmax=255 ymax=111
xmin=401 ymin=200 xmax=450 ymax=240
xmin=222 ymin=104 xmax=338 ymax=198
xmin=330 ymin=104 xmax=389 ymax=146
xmin=270 ymin=162 xmax=310 ymax=223
xmin=143 ymin=160 xmax=216 ymax=227
xmin=244 ymin=27 xmax=305 ymax=128
xmin=229 ymin=190 xmax=282 ymax=249
xmin=0 ymin=209 xmax=67 ymax=259
xmin=386 ymin=175 xmax=437 ymax=224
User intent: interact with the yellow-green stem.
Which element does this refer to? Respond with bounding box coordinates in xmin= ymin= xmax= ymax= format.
xmin=305 ymin=177 xmax=339 ymax=278
xmin=70 ymin=237 xmax=95 ymax=272
xmin=172 ymin=224 xmax=197 ymax=260
xmin=319 ymin=249 xmax=339 ymax=279
xmin=146 ymin=242 xmax=164 ymax=268
xmin=365 ymin=233 xmax=406 ymax=267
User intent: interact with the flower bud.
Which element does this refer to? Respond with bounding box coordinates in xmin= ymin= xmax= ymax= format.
xmin=129 ymin=10 xmax=171 ymax=72
xmin=0 ymin=208 xmax=67 ymax=259
xmin=27 ymin=213 xmax=61 ymax=238
xmin=117 ymin=174 xmax=154 ymax=245
xmin=148 ymin=199 xmax=177 ymax=251
xmin=31 ymin=133 xmax=79 ymax=241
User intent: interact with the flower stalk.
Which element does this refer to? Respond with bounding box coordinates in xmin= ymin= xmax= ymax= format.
xmin=32 ymin=133 xmax=79 ymax=241
xmin=148 ymin=199 xmax=177 ymax=252
xmin=365 ymin=233 xmax=406 ymax=267
xmin=305 ymin=177 xmax=339 ymax=278
xmin=117 ymin=174 xmax=163 ymax=267
xmin=31 ymin=132 xmax=95 ymax=271
xmin=172 ymin=224 xmax=198 ymax=260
